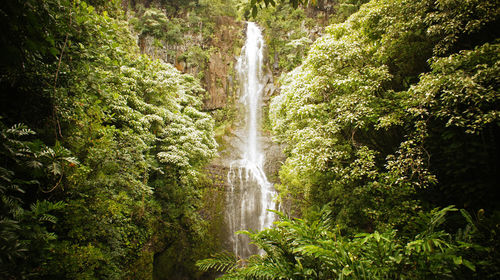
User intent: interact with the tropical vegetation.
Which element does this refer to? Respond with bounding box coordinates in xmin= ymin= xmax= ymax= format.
xmin=198 ymin=0 xmax=500 ymax=279
xmin=0 ymin=0 xmax=498 ymax=279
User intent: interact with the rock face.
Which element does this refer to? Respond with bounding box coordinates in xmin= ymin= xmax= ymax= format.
xmin=210 ymin=59 xmax=284 ymax=187
xmin=210 ymin=23 xmax=286 ymax=258
xmin=213 ymin=125 xmax=285 ymax=183
xmin=136 ymin=5 xmax=286 ymax=263
xmin=211 ymin=118 xmax=285 ymax=256
xmin=261 ymin=134 xmax=286 ymax=183
xmin=204 ymin=17 xmax=243 ymax=110
xmin=262 ymin=70 xmax=277 ymax=102
xmin=137 ymin=15 xmax=243 ymax=111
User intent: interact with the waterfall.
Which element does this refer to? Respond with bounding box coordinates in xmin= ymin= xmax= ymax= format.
xmin=225 ymin=22 xmax=276 ymax=259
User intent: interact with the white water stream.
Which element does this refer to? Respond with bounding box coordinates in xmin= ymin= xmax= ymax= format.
xmin=225 ymin=22 xmax=276 ymax=258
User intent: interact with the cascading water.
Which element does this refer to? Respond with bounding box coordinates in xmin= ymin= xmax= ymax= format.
xmin=225 ymin=22 xmax=276 ymax=259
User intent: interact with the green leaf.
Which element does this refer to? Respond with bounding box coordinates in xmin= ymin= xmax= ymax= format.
xmin=342 ymin=266 xmax=352 ymax=276
xmin=462 ymin=259 xmax=476 ymax=272
xmin=49 ymin=47 xmax=59 ymax=57
xmin=251 ymin=6 xmax=257 ymax=18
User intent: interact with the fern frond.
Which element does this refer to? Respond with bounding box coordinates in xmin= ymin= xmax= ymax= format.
xmin=39 ymin=214 xmax=58 ymax=224
xmin=268 ymin=209 xmax=291 ymax=222
xmin=430 ymin=205 xmax=457 ymax=230
xmin=8 ymin=182 xmax=25 ymax=193
xmin=239 ymin=263 xmax=280 ymax=280
xmin=196 ymin=251 xmax=238 ymax=273
xmin=215 ymin=272 xmax=244 ymax=280
xmin=25 ymin=160 xmax=43 ymax=170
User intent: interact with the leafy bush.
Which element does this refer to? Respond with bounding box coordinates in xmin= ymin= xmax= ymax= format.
xmin=1 ymin=0 xmax=218 ymax=278
xmin=198 ymin=207 xmax=480 ymax=279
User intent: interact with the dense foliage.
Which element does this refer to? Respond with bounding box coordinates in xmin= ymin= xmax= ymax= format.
xmin=2 ymin=0 xmax=499 ymax=278
xmin=240 ymin=0 xmax=368 ymax=74
xmin=128 ymin=0 xmax=239 ymax=78
xmin=270 ymin=0 xmax=499 ymax=229
xmin=1 ymin=0 xmax=217 ymax=278
xmin=199 ymin=0 xmax=499 ymax=278
xmin=198 ymin=207 xmax=482 ymax=279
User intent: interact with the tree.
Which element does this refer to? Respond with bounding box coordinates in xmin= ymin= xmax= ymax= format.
xmin=0 ymin=0 xmax=218 ymax=278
